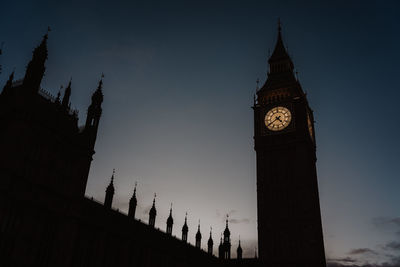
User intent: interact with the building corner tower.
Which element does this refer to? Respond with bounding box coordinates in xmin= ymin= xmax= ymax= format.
xmin=253 ymin=22 xmax=326 ymax=267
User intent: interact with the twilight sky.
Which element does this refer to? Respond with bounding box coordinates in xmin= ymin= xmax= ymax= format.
xmin=1 ymin=0 xmax=400 ymax=264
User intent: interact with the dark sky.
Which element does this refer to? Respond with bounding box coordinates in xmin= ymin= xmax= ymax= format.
xmin=1 ymin=0 xmax=400 ymax=263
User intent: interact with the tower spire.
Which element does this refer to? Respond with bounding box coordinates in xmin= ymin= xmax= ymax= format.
xmin=23 ymin=29 xmax=49 ymax=93
xmin=104 ymin=169 xmax=115 ymax=209
xmin=84 ymin=74 xmax=104 ymax=149
xmin=149 ymin=193 xmax=157 ymax=227
xmin=237 ymin=236 xmax=243 ymax=260
xmin=128 ymin=181 xmax=137 ymax=219
xmin=267 ymin=19 xmax=294 ymax=74
xmin=218 ymin=233 xmax=224 ymax=259
xmin=223 ymin=215 xmax=231 ymax=259
xmin=207 ymin=227 xmax=213 ymax=255
xmin=62 ymin=78 xmax=72 ymax=109
xmin=166 ymin=203 xmax=173 ymax=235
xmin=278 ymin=17 xmax=282 ymax=33
xmin=182 ymin=212 xmax=188 ymax=242
xmin=195 ymin=219 xmax=202 ymax=248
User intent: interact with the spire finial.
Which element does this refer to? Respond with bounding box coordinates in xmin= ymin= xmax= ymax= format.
xmin=44 ymin=26 xmax=50 ymax=40
xmin=153 ymin=193 xmax=156 ymax=205
xmin=99 ymin=73 xmax=104 ymax=86
xmin=111 ymin=168 xmax=115 ymax=182
xmin=170 ymin=203 xmax=173 ymax=213
xmin=133 ymin=181 xmax=137 ymax=195
xmin=278 ymin=18 xmax=281 ymax=33
xmin=226 ymin=214 xmax=229 ymax=226
xmin=98 ymin=74 xmax=104 ymax=89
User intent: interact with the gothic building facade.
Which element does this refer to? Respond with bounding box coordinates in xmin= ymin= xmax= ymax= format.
xmin=0 ymin=24 xmax=326 ymax=267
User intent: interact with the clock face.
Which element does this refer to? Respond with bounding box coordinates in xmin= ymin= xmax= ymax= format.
xmin=265 ymin=106 xmax=292 ymax=131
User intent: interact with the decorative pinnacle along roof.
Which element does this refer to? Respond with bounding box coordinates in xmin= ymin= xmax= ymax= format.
xmin=106 ymin=169 xmax=115 ymax=193
xmin=182 ymin=215 xmax=188 ymax=232
xmin=167 ymin=206 xmax=173 ymax=225
xmin=224 ymin=219 xmax=230 ymax=236
xmin=149 ymin=195 xmax=157 ymax=216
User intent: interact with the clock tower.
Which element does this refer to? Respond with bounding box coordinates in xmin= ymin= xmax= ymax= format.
xmin=254 ymin=24 xmax=326 ymax=267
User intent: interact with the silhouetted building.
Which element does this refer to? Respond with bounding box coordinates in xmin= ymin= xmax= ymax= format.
xmin=0 ymin=22 xmax=326 ymax=267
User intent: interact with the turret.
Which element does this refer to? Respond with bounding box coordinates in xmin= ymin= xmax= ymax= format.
xmin=218 ymin=234 xmax=223 ymax=259
xmin=104 ymin=169 xmax=115 ymax=209
xmin=148 ymin=194 xmax=157 ymax=227
xmin=62 ymin=79 xmax=72 ymax=109
xmin=166 ymin=203 xmax=173 ymax=235
xmin=182 ymin=213 xmax=188 ymax=242
xmin=237 ymin=238 xmax=242 ymax=260
xmin=223 ymin=216 xmax=231 ymax=259
xmin=207 ymin=227 xmax=213 ymax=255
xmin=195 ymin=221 xmax=202 ymax=249
xmin=128 ymin=182 xmax=137 ymax=219
xmin=84 ymin=75 xmax=104 ymax=148
xmin=23 ymin=30 xmax=48 ymax=93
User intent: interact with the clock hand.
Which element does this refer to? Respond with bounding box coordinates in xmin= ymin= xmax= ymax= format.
xmin=268 ymin=117 xmax=279 ymax=126
xmin=276 ymin=116 xmax=282 ymax=122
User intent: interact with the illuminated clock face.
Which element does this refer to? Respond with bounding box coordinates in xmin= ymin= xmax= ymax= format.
xmin=265 ymin=106 xmax=292 ymax=131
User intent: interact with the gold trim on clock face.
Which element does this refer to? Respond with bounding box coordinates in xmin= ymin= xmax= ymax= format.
xmin=265 ymin=106 xmax=292 ymax=131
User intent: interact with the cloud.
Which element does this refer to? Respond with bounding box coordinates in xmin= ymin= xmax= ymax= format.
xmin=348 ymin=248 xmax=378 ymax=256
xmin=142 ymin=204 xmax=152 ymax=215
xmin=228 ymin=210 xmax=237 ymax=216
xmin=229 ymin=218 xmax=250 ymax=224
xmin=328 ymin=257 xmax=358 ymax=263
xmin=215 ymin=210 xmax=220 ymax=218
xmin=385 ymin=242 xmax=400 ymax=251
xmin=373 ymin=217 xmax=400 ymax=229
xmin=327 ymin=257 xmax=400 ymax=267
xmin=216 ymin=209 xmax=236 ymax=220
